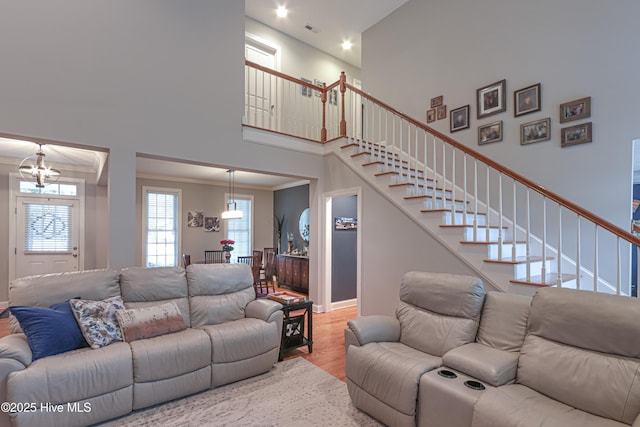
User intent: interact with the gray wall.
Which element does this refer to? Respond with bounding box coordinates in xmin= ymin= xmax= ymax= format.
xmin=331 ymin=195 xmax=357 ymax=303
xmin=362 ymin=0 xmax=640 ymax=231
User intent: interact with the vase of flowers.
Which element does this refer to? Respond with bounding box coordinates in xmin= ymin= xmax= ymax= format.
xmin=220 ymin=239 xmax=234 ymax=263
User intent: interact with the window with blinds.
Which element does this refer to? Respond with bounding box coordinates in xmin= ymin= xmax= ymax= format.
xmin=226 ymin=196 xmax=252 ymax=263
xmin=24 ymin=203 xmax=73 ymax=253
xmin=144 ymin=188 xmax=180 ymax=267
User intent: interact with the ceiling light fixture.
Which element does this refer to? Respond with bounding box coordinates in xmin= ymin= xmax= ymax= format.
xmin=18 ymin=144 xmax=61 ymax=188
xmin=221 ymin=169 xmax=243 ymax=220
xmin=276 ymin=6 xmax=288 ymax=18
xmin=342 ymin=40 xmax=352 ymax=50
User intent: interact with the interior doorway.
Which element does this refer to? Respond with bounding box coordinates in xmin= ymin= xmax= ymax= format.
xmin=323 ymin=187 xmax=361 ymax=313
xmin=245 ymin=33 xmax=281 ymax=131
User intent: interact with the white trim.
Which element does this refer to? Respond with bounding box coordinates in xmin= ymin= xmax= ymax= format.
xmin=245 ymin=32 xmax=281 ymax=71
xmin=323 ymin=187 xmax=362 ymax=315
xmin=224 ymin=193 xmax=255 ymax=256
xmin=142 ymin=186 xmax=182 ymax=267
xmin=8 ymin=173 xmax=86 ymax=283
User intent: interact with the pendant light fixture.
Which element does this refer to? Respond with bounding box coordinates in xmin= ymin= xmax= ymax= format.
xmin=221 ymin=169 xmax=243 ymax=219
xmin=18 ymin=144 xmax=61 ymax=188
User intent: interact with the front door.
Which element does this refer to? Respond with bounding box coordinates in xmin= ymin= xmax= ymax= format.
xmin=16 ymin=197 xmax=80 ymax=278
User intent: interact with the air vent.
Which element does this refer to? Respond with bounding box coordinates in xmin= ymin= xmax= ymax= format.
xmin=304 ymin=23 xmax=320 ymax=34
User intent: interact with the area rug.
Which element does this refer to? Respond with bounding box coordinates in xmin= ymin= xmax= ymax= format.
xmin=98 ymin=357 xmax=381 ymax=426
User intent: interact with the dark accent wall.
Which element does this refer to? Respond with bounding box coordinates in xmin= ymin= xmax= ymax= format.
xmin=274 ymin=184 xmax=309 ymax=253
xmin=331 ymin=195 xmax=357 ymax=302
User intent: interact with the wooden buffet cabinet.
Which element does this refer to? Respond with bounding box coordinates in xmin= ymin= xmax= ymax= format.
xmin=276 ymin=254 xmax=309 ymax=293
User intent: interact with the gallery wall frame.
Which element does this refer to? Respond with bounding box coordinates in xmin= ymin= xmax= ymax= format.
xmin=521 ymin=117 xmax=551 ymax=145
xmin=478 ymin=120 xmax=503 ymax=145
xmin=450 ymin=105 xmax=470 ymax=132
xmin=477 ymin=79 xmax=506 ymax=119
xmin=430 ymin=95 xmax=443 ymax=108
xmin=427 ymin=108 xmax=436 ymax=123
xmin=514 ymin=83 xmax=541 ymax=117
xmin=561 ymin=122 xmax=592 ymax=147
xmin=559 ymin=96 xmax=591 ymax=123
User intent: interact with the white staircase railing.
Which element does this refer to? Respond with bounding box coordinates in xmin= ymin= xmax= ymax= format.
xmin=245 ymin=61 xmax=640 ymax=297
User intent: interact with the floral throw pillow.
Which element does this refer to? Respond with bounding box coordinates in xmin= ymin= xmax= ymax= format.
xmin=70 ymin=296 xmax=125 ymax=349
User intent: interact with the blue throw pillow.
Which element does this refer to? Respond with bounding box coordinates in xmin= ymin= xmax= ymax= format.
xmin=10 ymin=300 xmax=88 ymax=360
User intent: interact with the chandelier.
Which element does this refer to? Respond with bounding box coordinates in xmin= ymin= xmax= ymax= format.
xmin=221 ymin=169 xmax=243 ymax=219
xmin=18 ymin=144 xmax=61 ymax=188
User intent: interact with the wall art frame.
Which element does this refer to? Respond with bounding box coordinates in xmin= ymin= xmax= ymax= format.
xmin=430 ymin=95 xmax=443 ymax=108
xmin=427 ymin=108 xmax=436 ymax=123
xmin=559 ymin=96 xmax=591 ymax=123
xmin=478 ymin=120 xmax=503 ymax=145
xmin=561 ymin=122 xmax=592 ymax=147
xmin=514 ymin=83 xmax=541 ymax=117
xmin=477 ymin=79 xmax=506 ymax=119
xmin=521 ymin=117 xmax=551 ymax=145
xmin=450 ymin=105 xmax=470 ymax=132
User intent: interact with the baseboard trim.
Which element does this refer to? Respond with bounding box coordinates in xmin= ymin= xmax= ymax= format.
xmin=330 ymin=298 xmax=357 ymax=311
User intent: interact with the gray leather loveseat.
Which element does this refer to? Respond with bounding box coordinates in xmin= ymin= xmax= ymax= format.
xmin=345 ymin=270 xmax=640 ymax=427
xmin=0 ymin=263 xmax=283 ymax=427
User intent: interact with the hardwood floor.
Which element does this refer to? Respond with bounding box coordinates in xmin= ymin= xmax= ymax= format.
xmin=0 ymin=304 xmax=357 ymax=383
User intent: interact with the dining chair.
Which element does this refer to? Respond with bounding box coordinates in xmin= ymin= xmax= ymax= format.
xmin=237 ymin=255 xmax=262 ymax=297
xmin=259 ymin=250 xmax=277 ymax=294
xmin=252 ymin=250 xmax=263 ymax=267
xmin=204 ymin=250 xmax=225 ymax=264
xmin=182 ymin=253 xmax=191 ymax=268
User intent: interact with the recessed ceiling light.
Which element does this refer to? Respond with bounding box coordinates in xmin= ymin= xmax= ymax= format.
xmin=342 ymin=40 xmax=352 ymax=50
xmin=276 ymin=6 xmax=288 ymax=18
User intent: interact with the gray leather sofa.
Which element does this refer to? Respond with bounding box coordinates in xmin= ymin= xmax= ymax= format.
xmin=0 ymin=263 xmax=283 ymax=427
xmin=345 ymin=271 xmax=640 ymax=427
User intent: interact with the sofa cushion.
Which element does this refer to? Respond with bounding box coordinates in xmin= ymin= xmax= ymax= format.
xmin=472 ymin=383 xmax=625 ymax=427
xmin=199 ymin=317 xmax=279 ymax=363
xmin=70 ymin=296 xmax=125 ymax=349
xmin=129 ymin=328 xmax=211 ymax=383
xmin=346 ymin=342 xmax=440 ymax=417
xmin=7 ymin=342 xmax=132 ymax=405
xmin=187 ymin=263 xmax=253 ymax=296
xmin=518 ymin=334 xmax=640 ymax=425
xmin=476 ymin=292 xmax=531 ymax=351
xmin=190 ymin=287 xmax=255 ymax=327
xmin=10 ymin=301 xmax=87 ymax=360
xmin=9 ymin=269 xmax=121 ymax=334
xmin=116 ymin=302 xmax=186 ymax=342
xmin=119 ymin=267 xmax=191 ymax=326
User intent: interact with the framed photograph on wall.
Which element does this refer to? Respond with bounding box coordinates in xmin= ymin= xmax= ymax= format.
xmin=521 ymin=118 xmax=551 ymax=145
xmin=314 ymin=78 xmax=325 ymax=97
xmin=478 ymin=121 xmax=503 ymax=145
xmin=514 ymin=83 xmax=541 ymax=117
xmin=301 ymin=77 xmax=312 ymax=97
xmin=427 ymin=108 xmax=436 ymax=123
xmin=559 ymin=96 xmax=591 ymax=123
xmin=477 ymin=79 xmax=506 ymax=119
xmin=450 ymin=105 xmax=470 ymax=132
xmin=561 ymin=122 xmax=592 ymax=147
xmin=329 ymin=89 xmax=338 ymax=105
xmin=335 ymin=217 xmax=357 ymax=230
xmin=204 ymin=216 xmax=220 ymax=232
xmin=187 ymin=211 xmax=204 ymax=227
xmin=430 ymin=95 xmax=443 ymax=108
xmin=437 ymin=105 xmax=447 ymax=120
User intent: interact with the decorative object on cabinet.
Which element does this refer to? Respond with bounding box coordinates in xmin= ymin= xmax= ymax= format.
xmin=450 ymin=105 xmax=470 ymax=133
xmin=477 ymin=79 xmax=506 ymax=119
xmin=559 ymin=96 xmax=591 ymax=123
xmin=561 ymin=122 xmax=592 ymax=147
xmin=521 ymin=118 xmax=551 ymax=145
xmin=478 ymin=121 xmax=503 ymax=145
xmin=514 ymin=83 xmax=541 ymax=117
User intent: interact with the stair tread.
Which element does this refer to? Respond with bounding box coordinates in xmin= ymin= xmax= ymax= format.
xmin=440 ymin=224 xmax=507 ymax=229
xmin=405 ymin=195 xmax=465 ymax=203
xmin=421 ymin=209 xmax=487 ymax=215
xmin=460 ymin=240 xmax=526 ymax=245
xmin=388 ymin=182 xmax=437 ymax=188
xmin=484 ymin=256 xmax=553 ymax=265
xmin=510 ymin=273 xmax=577 ymax=287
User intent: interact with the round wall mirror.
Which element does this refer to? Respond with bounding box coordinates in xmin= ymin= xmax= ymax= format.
xmin=299 ymin=208 xmax=310 ymax=243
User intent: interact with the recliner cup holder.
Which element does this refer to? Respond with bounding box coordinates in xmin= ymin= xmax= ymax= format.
xmin=464 ymin=380 xmax=486 ymax=391
xmin=437 ymin=369 xmax=457 ymax=379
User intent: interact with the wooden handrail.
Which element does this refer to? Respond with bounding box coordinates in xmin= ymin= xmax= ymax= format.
xmin=243 ymin=61 xmax=638 ymax=248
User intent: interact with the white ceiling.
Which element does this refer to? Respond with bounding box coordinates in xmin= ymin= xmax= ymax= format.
xmin=245 ymin=0 xmax=409 ymax=68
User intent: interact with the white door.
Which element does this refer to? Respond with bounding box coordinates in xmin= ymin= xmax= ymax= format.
xmin=16 ymin=197 xmax=80 ymax=278
xmin=245 ymin=36 xmax=279 ymax=130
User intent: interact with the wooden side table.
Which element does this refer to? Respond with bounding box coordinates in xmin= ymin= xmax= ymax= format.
xmin=278 ymin=299 xmax=313 ymax=361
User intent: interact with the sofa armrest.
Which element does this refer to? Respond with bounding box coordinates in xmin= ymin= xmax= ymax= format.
xmin=442 ymin=342 xmax=519 ymax=387
xmin=246 ymin=298 xmax=283 ymax=322
xmin=633 ymin=413 xmax=640 ymax=427
xmin=0 ymin=334 xmax=32 ymax=367
xmin=346 ymin=315 xmax=400 ymax=346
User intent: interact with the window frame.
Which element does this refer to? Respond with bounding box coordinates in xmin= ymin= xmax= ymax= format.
xmin=224 ymin=193 xmax=253 ymax=263
xmin=142 ymin=186 xmax=182 ymax=268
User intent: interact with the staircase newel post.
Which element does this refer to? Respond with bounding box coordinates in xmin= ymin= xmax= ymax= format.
xmin=321 ymin=82 xmax=327 ymax=142
xmin=339 ymin=71 xmax=347 ymax=137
